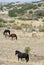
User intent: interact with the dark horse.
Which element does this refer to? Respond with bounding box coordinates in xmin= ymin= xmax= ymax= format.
xmin=15 ymin=50 xmax=29 ymax=62
xmin=9 ymin=33 xmax=17 ymax=40
xmin=3 ymin=29 xmax=10 ymax=38
xmin=3 ymin=29 xmax=10 ymax=35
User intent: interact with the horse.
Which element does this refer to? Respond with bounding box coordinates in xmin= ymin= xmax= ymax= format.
xmin=32 ymin=31 xmax=38 ymax=37
xmin=15 ymin=50 xmax=29 ymax=62
xmin=3 ymin=29 xmax=10 ymax=35
xmin=9 ymin=33 xmax=17 ymax=40
xmin=3 ymin=29 xmax=10 ymax=38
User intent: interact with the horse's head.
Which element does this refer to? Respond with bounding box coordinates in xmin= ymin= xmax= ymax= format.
xmin=15 ymin=50 xmax=20 ymax=55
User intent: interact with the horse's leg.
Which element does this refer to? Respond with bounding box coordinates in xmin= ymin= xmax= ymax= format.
xmin=15 ymin=36 xmax=17 ymax=40
xmin=18 ymin=57 xmax=19 ymax=61
xmin=5 ymin=33 xmax=7 ymax=38
xmin=12 ymin=37 xmax=13 ymax=40
xmin=21 ymin=58 xmax=22 ymax=61
xmin=25 ymin=58 xmax=28 ymax=62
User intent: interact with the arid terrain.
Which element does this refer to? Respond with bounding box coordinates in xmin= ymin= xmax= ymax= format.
xmin=0 ymin=28 xmax=44 ymax=65
xmin=0 ymin=1 xmax=44 ymax=65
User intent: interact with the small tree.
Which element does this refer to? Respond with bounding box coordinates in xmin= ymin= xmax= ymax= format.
xmin=8 ymin=9 xmax=17 ymax=17
xmin=38 ymin=3 xmax=41 ymax=7
xmin=29 ymin=10 xmax=33 ymax=14
xmin=25 ymin=47 xmax=30 ymax=54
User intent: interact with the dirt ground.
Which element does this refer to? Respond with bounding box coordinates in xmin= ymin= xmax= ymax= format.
xmin=0 ymin=28 xmax=44 ymax=65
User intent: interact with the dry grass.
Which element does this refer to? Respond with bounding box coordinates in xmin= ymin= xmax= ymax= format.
xmin=0 ymin=29 xmax=44 ymax=65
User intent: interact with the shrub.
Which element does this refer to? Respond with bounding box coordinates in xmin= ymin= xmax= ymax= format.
xmin=29 ymin=10 xmax=33 ymax=14
xmin=25 ymin=47 xmax=30 ymax=54
xmin=33 ymin=10 xmax=44 ymax=18
xmin=18 ymin=17 xmax=25 ymax=20
xmin=0 ymin=18 xmax=4 ymax=23
xmin=12 ymin=24 xmax=22 ymax=30
xmin=32 ymin=4 xmax=38 ymax=9
xmin=21 ymin=24 xmax=32 ymax=28
xmin=22 ymin=3 xmax=38 ymax=10
xmin=9 ymin=20 xmax=15 ymax=23
xmin=39 ymin=27 xmax=44 ymax=32
xmin=42 ymin=19 xmax=44 ymax=22
xmin=8 ymin=8 xmax=26 ymax=17
xmin=8 ymin=9 xmax=18 ymax=17
xmin=0 ymin=23 xmax=5 ymax=27
xmin=40 ymin=16 xmax=43 ymax=19
xmin=0 ymin=23 xmax=3 ymax=27
xmin=38 ymin=3 xmax=41 ymax=7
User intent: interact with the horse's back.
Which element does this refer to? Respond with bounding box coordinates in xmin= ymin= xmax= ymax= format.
xmin=3 ymin=29 xmax=10 ymax=35
xmin=9 ymin=33 xmax=17 ymax=40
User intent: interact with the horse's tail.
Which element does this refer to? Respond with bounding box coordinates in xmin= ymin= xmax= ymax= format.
xmin=16 ymin=35 xmax=17 ymax=40
xmin=26 ymin=54 xmax=29 ymax=62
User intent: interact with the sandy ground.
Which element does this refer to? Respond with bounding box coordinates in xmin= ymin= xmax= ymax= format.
xmin=0 ymin=28 xmax=44 ymax=65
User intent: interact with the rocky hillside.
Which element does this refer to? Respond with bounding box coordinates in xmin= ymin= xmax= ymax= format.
xmin=0 ymin=1 xmax=44 ymax=20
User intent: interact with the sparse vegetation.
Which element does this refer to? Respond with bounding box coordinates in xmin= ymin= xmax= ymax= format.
xmin=9 ymin=20 xmax=15 ymax=23
xmin=12 ymin=24 xmax=22 ymax=30
xmin=6 ymin=1 xmax=44 ymax=20
xmin=0 ymin=23 xmax=6 ymax=27
xmin=21 ymin=23 xmax=32 ymax=28
xmin=29 ymin=10 xmax=33 ymax=14
xmin=25 ymin=47 xmax=31 ymax=54
xmin=42 ymin=19 xmax=44 ymax=22
xmin=39 ymin=27 xmax=44 ymax=32
xmin=33 ymin=10 xmax=44 ymax=18
xmin=38 ymin=3 xmax=42 ymax=7
xmin=0 ymin=18 xmax=4 ymax=23
xmin=8 ymin=9 xmax=18 ymax=17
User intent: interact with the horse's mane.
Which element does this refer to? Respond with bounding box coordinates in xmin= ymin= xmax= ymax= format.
xmin=16 ymin=50 xmax=21 ymax=53
xmin=15 ymin=50 xmax=28 ymax=54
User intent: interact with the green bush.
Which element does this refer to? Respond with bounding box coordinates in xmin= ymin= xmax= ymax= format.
xmin=8 ymin=9 xmax=18 ymax=17
xmin=25 ymin=47 xmax=30 ymax=54
xmin=32 ymin=4 xmax=38 ymax=9
xmin=33 ymin=10 xmax=44 ymax=18
xmin=8 ymin=3 xmax=38 ymax=17
xmin=29 ymin=10 xmax=33 ymax=14
xmin=38 ymin=3 xmax=41 ymax=7
xmin=0 ymin=18 xmax=4 ymax=23
xmin=22 ymin=3 xmax=38 ymax=10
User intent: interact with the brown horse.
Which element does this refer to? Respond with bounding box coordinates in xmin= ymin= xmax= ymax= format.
xmin=9 ymin=33 xmax=17 ymax=40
